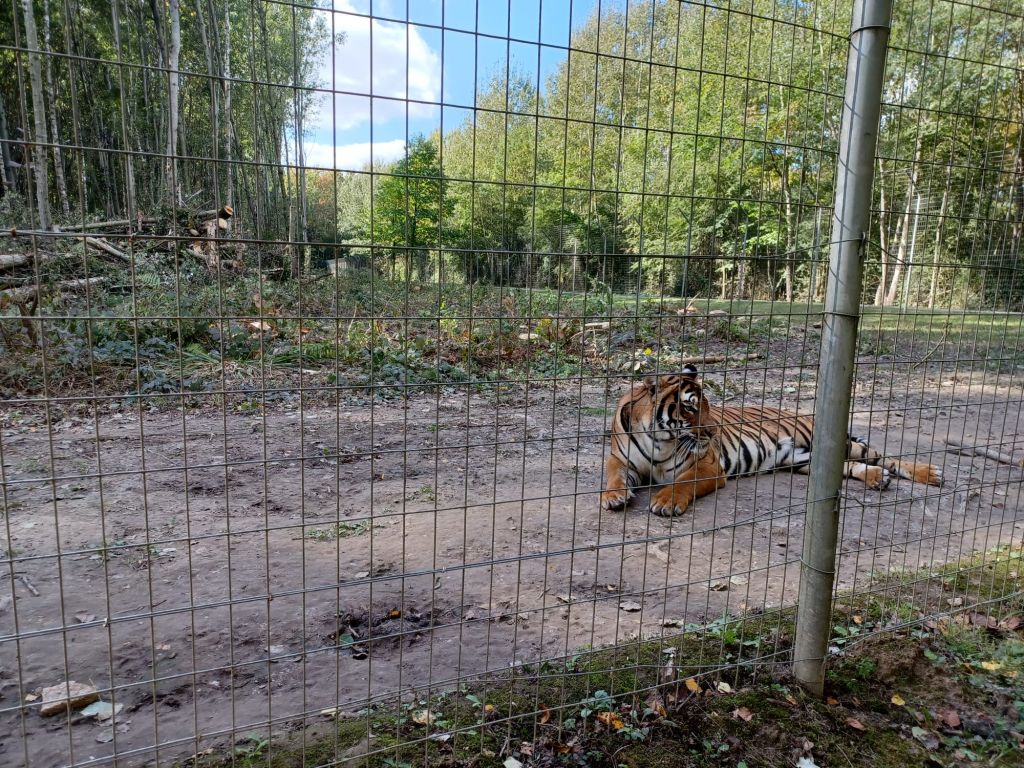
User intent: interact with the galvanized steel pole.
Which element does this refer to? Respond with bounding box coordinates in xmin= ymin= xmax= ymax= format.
xmin=793 ymin=0 xmax=892 ymax=696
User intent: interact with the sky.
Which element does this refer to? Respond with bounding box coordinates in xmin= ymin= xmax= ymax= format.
xmin=303 ymin=0 xmax=602 ymax=171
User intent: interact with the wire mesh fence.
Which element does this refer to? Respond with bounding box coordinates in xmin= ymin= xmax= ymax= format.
xmin=0 ymin=0 xmax=1022 ymax=766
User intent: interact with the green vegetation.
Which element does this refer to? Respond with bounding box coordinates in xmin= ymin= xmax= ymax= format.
xmin=3 ymin=267 xmax=1022 ymax=399
xmin=186 ymin=546 xmax=1024 ymax=768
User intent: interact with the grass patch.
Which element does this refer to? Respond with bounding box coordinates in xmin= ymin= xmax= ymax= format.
xmin=305 ymin=520 xmax=382 ymax=541
xmin=185 ymin=547 xmax=1024 ymax=768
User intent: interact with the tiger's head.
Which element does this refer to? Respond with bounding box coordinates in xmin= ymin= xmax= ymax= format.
xmin=644 ymin=365 xmax=717 ymax=448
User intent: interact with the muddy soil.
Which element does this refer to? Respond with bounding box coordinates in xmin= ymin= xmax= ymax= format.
xmin=2 ymin=364 xmax=1023 ymax=767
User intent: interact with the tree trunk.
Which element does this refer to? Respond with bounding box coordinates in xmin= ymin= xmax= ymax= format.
xmin=808 ymin=207 xmax=822 ymax=302
xmin=165 ymin=0 xmax=182 ymax=204
xmin=874 ymin=157 xmax=890 ymax=306
xmin=42 ymin=0 xmax=70 ymax=218
xmin=928 ymin=162 xmax=954 ymax=309
xmin=884 ymin=138 xmax=923 ymax=306
xmin=110 ymin=0 xmax=137 ymax=219
xmin=221 ymin=0 xmax=235 ymax=215
xmin=0 ymin=91 xmax=14 ymax=193
xmin=781 ymin=163 xmax=795 ymax=303
xmin=21 ymin=0 xmax=52 ymax=232
xmin=193 ymin=0 xmax=220 ymax=206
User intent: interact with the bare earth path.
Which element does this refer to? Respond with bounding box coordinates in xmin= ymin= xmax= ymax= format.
xmin=2 ymin=367 xmax=1023 ymax=766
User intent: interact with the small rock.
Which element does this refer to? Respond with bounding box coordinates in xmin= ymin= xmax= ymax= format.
xmin=39 ymin=681 xmax=99 ymax=716
xmin=95 ymin=729 xmax=114 ymax=744
xmin=266 ymin=645 xmax=289 ymax=662
xmin=80 ymin=700 xmax=123 ymax=721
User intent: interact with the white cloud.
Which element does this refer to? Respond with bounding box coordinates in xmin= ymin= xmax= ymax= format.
xmin=302 ymin=139 xmax=407 ymax=170
xmin=314 ymin=1 xmax=441 ymax=133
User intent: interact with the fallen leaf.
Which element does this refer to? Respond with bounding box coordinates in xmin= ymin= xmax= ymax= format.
xmin=519 ymin=742 xmax=533 ymax=756
xmin=846 ymin=718 xmax=866 ymax=731
xmin=24 ymin=694 xmax=38 ymax=702
xmin=619 ymin=600 xmax=642 ymax=612
xmin=999 ymin=616 xmax=1022 ymax=631
xmin=853 ymin=615 xmax=863 ymax=624
xmin=412 ymin=709 xmax=435 ymax=726
xmin=969 ymin=613 xmax=998 ymax=629
xmin=891 ymin=694 xmax=906 ymax=706
xmin=826 ymin=696 xmax=839 ymax=706
xmin=388 ymin=609 xmax=401 ymax=619
xmin=644 ymin=692 xmax=667 ymax=717
xmin=800 ymin=738 xmax=814 ymax=752
xmin=981 ymin=660 xmax=1003 ymax=671
xmin=732 ymin=707 xmax=754 ymax=722
xmin=539 ymin=704 xmax=551 ymax=724
xmin=685 ymin=677 xmax=701 ymax=694
xmin=596 ymin=711 xmax=625 ymax=730
xmin=74 ymin=612 xmax=96 ymax=624
xmin=717 ymin=681 xmax=733 ymax=693
xmin=912 ymin=726 xmax=940 ymax=750
xmin=786 ymin=694 xmax=799 ymax=706
xmin=939 ymin=709 xmax=961 ymax=729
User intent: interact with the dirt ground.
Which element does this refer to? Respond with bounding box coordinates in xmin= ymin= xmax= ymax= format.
xmin=2 ymin=363 xmax=1023 ymax=767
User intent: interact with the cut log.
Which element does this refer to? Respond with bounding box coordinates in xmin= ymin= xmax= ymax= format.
xmin=0 ymin=277 xmax=105 ymax=303
xmin=71 ymin=217 xmax=159 ymax=231
xmin=196 ymin=205 xmax=234 ymax=222
xmin=944 ymin=438 xmax=1024 ymax=468
xmin=0 ymin=251 xmax=59 ymax=270
xmin=0 ymin=253 xmax=31 ymax=269
xmin=83 ymin=237 xmax=130 ymax=263
xmin=674 ymin=353 xmax=763 ymax=365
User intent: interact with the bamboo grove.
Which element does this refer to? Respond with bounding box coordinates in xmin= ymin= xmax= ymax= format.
xmin=2 ymin=0 xmax=1022 ymax=309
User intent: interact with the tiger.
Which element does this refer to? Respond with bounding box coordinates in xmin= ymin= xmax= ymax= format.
xmin=599 ymin=364 xmax=943 ymax=517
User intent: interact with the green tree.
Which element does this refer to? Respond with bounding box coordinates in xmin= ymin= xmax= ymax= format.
xmin=371 ymin=136 xmax=452 ymax=282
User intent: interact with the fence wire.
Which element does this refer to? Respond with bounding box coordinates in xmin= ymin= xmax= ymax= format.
xmin=0 ymin=0 xmax=1022 ymax=766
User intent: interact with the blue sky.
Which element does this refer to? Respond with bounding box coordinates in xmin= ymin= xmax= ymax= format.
xmin=303 ymin=0 xmax=601 ymax=170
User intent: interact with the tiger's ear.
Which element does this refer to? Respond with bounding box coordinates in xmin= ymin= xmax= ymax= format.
xmin=680 ymin=364 xmax=699 ymax=380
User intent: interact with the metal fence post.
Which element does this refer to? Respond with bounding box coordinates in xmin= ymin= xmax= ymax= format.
xmin=793 ymin=0 xmax=892 ymax=696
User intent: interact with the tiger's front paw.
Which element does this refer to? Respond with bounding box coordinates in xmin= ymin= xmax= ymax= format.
xmin=601 ymin=488 xmax=632 ymax=510
xmin=648 ymin=487 xmax=691 ymax=517
xmin=864 ymin=465 xmax=891 ymax=490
